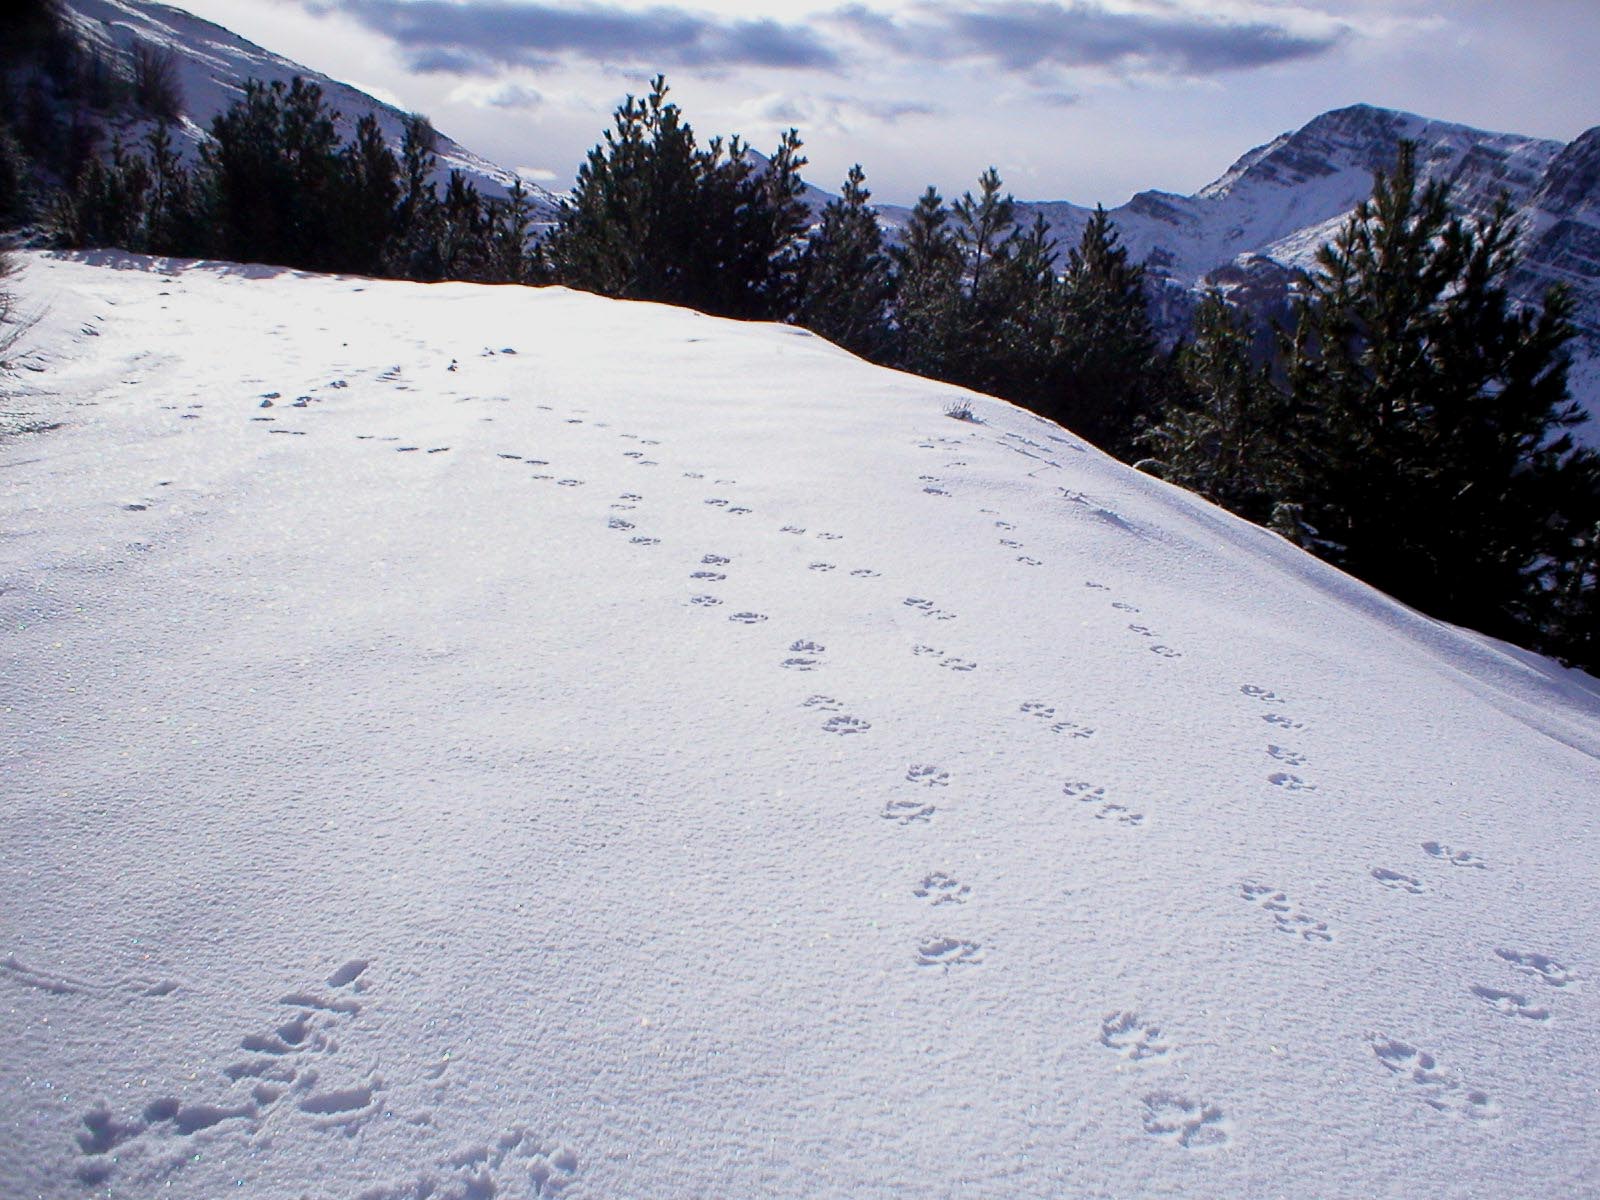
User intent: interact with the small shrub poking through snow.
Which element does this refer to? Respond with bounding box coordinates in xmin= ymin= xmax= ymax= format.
xmin=944 ymin=398 xmax=977 ymax=422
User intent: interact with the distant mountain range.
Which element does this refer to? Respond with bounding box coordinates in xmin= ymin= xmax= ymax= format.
xmin=49 ymin=1 xmax=1600 ymax=433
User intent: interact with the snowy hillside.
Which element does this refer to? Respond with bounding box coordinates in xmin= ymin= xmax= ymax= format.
xmin=3 ymin=251 xmax=1599 ymax=1199
xmin=53 ymin=0 xmax=554 ymax=211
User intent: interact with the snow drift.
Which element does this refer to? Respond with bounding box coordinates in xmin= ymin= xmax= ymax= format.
xmin=2 ymin=251 xmax=1598 ymax=1199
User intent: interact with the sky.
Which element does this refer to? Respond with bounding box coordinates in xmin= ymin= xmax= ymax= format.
xmin=169 ymin=0 xmax=1600 ymax=207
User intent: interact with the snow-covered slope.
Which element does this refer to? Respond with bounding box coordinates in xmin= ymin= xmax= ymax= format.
xmin=53 ymin=0 xmax=555 ymax=212
xmin=3 ymin=251 xmax=1599 ymax=1199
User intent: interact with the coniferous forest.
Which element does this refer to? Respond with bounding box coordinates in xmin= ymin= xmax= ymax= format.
xmin=0 ymin=16 xmax=1595 ymax=673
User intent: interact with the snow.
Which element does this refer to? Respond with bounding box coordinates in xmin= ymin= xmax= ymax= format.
xmin=3 ymin=250 xmax=1599 ymax=1199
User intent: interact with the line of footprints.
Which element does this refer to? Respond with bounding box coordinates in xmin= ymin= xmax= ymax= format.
xmin=201 ymin=389 xmax=1579 ymax=1152
xmin=1235 ymin=682 xmax=1578 ymax=1127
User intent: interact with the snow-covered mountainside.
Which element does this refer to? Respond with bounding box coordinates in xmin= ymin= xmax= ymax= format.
xmin=3 ymin=250 xmax=1598 ymax=1199
xmin=51 ymin=0 xmax=556 ymax=212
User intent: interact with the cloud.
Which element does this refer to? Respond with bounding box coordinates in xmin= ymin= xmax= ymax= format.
xmin=449 ymin=79 xmax=547 ymax=110
xmin=750 ymin=92 xmax=939 ymax=128
xmin=307 ymin=0 xmax=838 ymax=74
xmin=831 ymin=1 xmax=1348 ymax=77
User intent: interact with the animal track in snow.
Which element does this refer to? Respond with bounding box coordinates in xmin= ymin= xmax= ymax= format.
xmin=1267 ymin=745 xmax=1307 ymax=766
xmin=815 ymin=531 xmax=843 ymax=541
xmin=780 ymin=525 xmax=805 ymax=534
xmin=915 ymin=936 xmax=983 ymax=969
xmin=629 ymin=536 xmax=660 ymax=546
xmin=1149 ymin=644 xmax=1181 ymax=658
xmin=702 ymin=554 xmax=731 ymax=565
xmin=557 ymin=478 xmax=584 ymax=487
xmin=1372 ymin=868 xmax=1424 ymax=894
xmin=1470 ymin=985 xmax=1550 ymax=1021
xmin=1062 ymin=781 xmax=1106 ymax=803
xmin=1495 ymin=948 xmax=1574 ymax=988
xmin=849 ymin=568 xmax=881 ymax=578
xmin=690 ymin=570 xmax=726 ymax=581
xmin=1084 ymin=580 xmax=1110 ymax=590
xmin=1241 ymin=883 xmax=1333 ymax=941
xmin=904 ymin=597 xmax=957 ymax=621
xmin=822 ymin=714 xmax=870 ymax=735
xmin=1112 ymin=601 xmax=1141 ymax=613
xmin=1241 ymin=684 xmax=1286 ymax=704
xmin=1370 ymin=1037 xmax=1499 ymax=1120
xmin=809 ymin=562 xmax=836 ymax=572
xmin=782 ymin=639 xmax=826 ymax=671
xmin=1100 ymin=1012 xmax=1169 ymax=1060
xmin=1422 ymin=841 xmax=1487 ymax=869
xmin=802 ymin=694 xmax=844 ymax=712
xmin=1063 ymin=781 xmax=1145 ymax=825
xmin=906 ymin=763 xmax=950 ymax=787
xmin=728 ymin=611 xmax=768 ymax=624
xmin=704 ymin=498 xmax=729 ymax=507
xmin=882 ymin=798 xmax=936 ymax=824
xmin=690 ymin=595 xmax=722 ymax=607
xmin=608 ymin=517 xmax=634 ymax=531
xmin=913 ymin=872 xmax=970 ymax=904
xmin=75 ymin=959 xmax=373 ymax=1184
xmin=369 ymin=1128 xmax=579 ymax=1200
xmin=1016 ymin=555 xmax=1042 ymax=566
xmin=1141 ymin=1093 xmax=1228 ymax=1148
xmin=1268 ymin=772 xmax=1316 ymax=792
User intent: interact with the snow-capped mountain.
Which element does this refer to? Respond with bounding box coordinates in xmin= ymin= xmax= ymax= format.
xmin=863 ymin=104 xmax=1600 ymax=428
xmin=3 ymin=247 xmax=1597 ymax=1198
xmin=50 ymin=0 xmax=558 ymax=214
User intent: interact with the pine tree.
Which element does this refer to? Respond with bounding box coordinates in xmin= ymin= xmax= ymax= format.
xmin=794 ymin=163 xmax=893 ymax=357
xmin=1285 ymin=140 xmax=1595 ymax=651
xmin=391 ymin=113 xmax=443 ymax=279
xmin=200 ymin=78 xmax=346 ymax=270
xmin=490 ymin=179 xmax=538 ymax=284
xmin=978 ymin=213 xmax=1062 ymax=407
xmin=1141 ymin=291 xmax=1291 ymax=527
xmin=890 ymin=186 xmax=962 ymax=379
xmin=334 ymin=113 xmax=400 ymax=275
xmin=541 ymin=76 xmax=808 ymax=320
xmin=143 ymin=120 xmax=194 ymax=255
xmin=952 ymin=167 xmax=1014 ymax=299
xmin=1049 ymin=205 xmax=1163 ymax=455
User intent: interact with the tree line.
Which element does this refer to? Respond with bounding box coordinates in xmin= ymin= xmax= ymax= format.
xmin=0 ymin=59 xmax=1594 ymax=670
